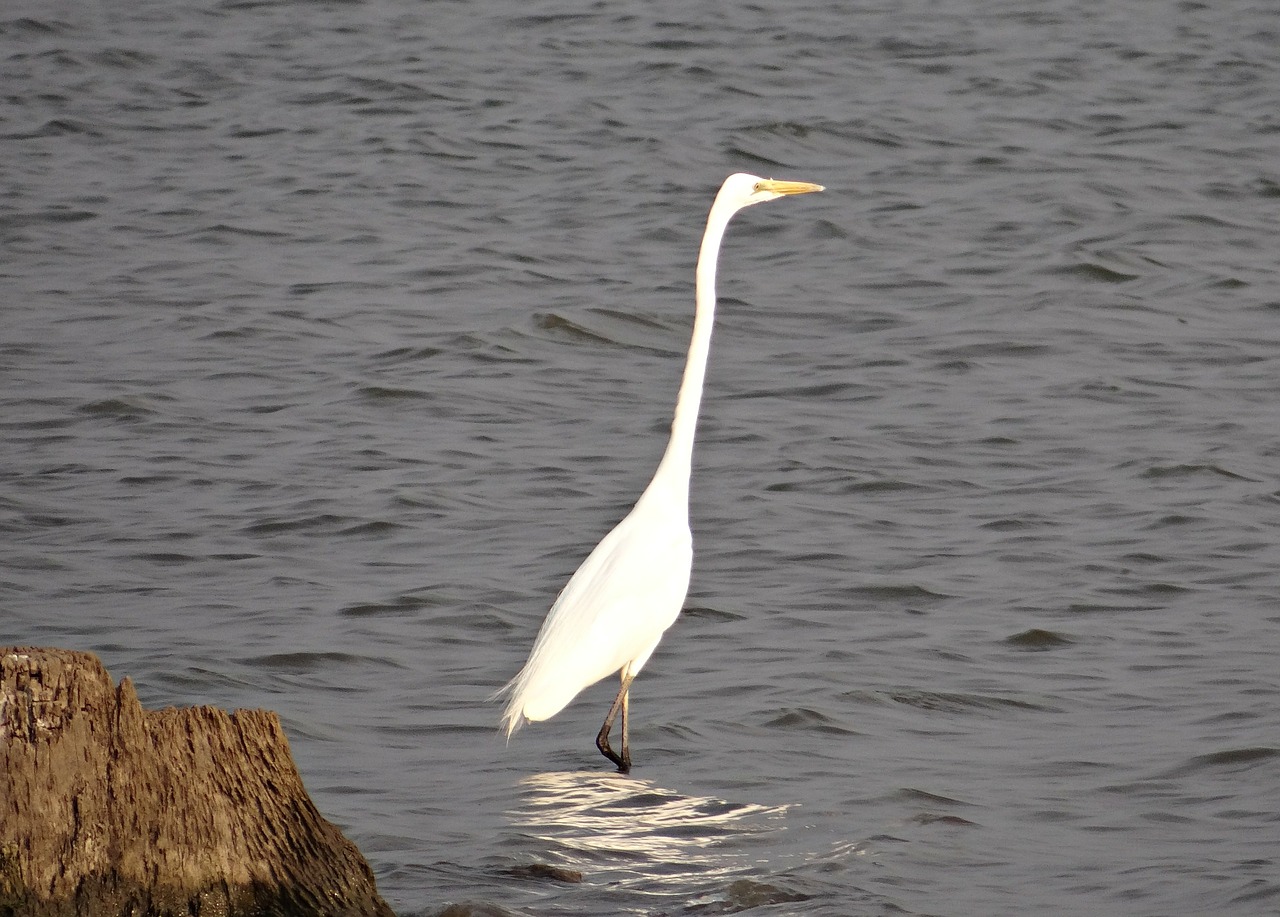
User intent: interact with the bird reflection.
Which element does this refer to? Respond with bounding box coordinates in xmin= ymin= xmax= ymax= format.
xmin=509 ymin=771 xmax=787 ymax=884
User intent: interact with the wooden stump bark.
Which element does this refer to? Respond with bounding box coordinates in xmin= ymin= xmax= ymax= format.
xmin=0 ymin=647 xmax=395 ymax=917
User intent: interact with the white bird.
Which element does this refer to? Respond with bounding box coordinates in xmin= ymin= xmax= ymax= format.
xmin=495 ymin=173 xmax=824 ymax=771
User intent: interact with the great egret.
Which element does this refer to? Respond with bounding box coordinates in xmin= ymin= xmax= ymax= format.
xmin=496 ymin=173 xmax=824 ymax=771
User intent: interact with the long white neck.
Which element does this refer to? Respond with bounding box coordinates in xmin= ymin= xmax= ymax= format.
xmin=647 ymin=194 xmax=738 ymax=506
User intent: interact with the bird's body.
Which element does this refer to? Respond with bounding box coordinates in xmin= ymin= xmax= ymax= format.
xmin=501 ymin=481 xmax=691 ymax=725
xmin=495 ymin=173 xmax=823 ymax=771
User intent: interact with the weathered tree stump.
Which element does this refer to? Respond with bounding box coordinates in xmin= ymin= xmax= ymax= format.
xmin=0 ymin=647 xmax=395 ymax=917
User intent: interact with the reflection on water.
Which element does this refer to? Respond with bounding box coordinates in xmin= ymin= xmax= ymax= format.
xmin=510 ymin=771 xmax=788 ymax=888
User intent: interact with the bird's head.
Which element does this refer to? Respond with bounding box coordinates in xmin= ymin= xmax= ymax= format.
xmin=718 ymin=172 xmax=825 ymax=211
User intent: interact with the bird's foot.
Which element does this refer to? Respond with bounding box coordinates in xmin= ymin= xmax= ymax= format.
xmin=596 ymin=729 xmax=631 ymax=773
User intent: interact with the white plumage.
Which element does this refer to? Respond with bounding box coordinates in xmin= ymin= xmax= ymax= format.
xmin=494 ymin=173 xmax=823 ymax=771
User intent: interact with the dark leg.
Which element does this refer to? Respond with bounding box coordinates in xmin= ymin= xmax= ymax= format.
xmin=595 ymin=672 xmax=634 ymax=773
xmin=620 ymin=683 xmax=630 ymax=770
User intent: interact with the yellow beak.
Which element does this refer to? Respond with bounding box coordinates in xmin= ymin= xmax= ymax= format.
xmin=755 ymin=178 xmax=825 ymax=195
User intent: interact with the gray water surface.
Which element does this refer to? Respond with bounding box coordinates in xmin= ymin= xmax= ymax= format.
xmin=4 ymin=0 xmax=1279 ymax=914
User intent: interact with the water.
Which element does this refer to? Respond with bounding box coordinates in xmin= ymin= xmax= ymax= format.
xmin=4 ymin=0 xmax=1279 ymax=913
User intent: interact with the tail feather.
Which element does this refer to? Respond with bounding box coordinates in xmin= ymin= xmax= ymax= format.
xmin=490 ymin=672 xmax=528 ymax=739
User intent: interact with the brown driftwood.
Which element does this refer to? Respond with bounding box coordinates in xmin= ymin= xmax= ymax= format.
xmin=0 ymin=646 xmax=395 ymax=917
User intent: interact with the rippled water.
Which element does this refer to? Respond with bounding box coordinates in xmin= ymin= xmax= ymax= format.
xmin=4 ymin=0 xmax=1280 ymax=914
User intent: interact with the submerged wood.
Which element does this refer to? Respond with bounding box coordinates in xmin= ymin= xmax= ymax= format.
xmin=0 ymin=646 xmax=394 ymax=917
